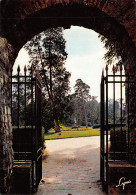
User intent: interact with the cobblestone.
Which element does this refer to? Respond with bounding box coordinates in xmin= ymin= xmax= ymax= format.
xmin=36 ymin=136 xmax=106 ymax=195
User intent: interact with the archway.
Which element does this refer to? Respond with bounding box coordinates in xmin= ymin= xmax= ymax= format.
xmin=1 ymin=2 xmax=136 ymax=67
xmin=0 ymin=0 xmax=136 ymax=194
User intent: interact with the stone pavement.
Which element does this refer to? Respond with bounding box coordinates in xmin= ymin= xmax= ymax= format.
xmin=36 ymin=136 xmax=106 ymax=195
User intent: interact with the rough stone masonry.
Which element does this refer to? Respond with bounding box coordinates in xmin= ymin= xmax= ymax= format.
xmin=0 ymin=38 xmax=14 ymax=194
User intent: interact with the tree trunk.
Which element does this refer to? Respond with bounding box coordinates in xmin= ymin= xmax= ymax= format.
xmin=54 ymin=118 xmax=60 ymax=133
xmin=82 ymin=96 xmax=88 ymax=128
xmin=34 ymin=35 xmax=61 ymax=134
xmin=49 ymin=94 xmax=60 ymax=133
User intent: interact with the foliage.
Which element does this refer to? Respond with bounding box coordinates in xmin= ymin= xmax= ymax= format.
xmin=98 ymin=34 xmax=123 ymax=69
xmin=86 ymin=96 xmax=100 ymax=126
xmin=70 ymin=86 xmax=100 ymax=127
xmin=107 ymin=98 xmax=126 ymax=124
xmin=70 ymin=94 xmax=84 ymax=126
xmin=24 ymin=27 xmax=72 ymax=132
xmin=72 ymin=79 xmax=91 ymax=127
xmin=110 ymin=127 xmax=127 ymax=160
xmin=60 ymin=124 xmax=67 ymax=130
xmin=74 ymin=79 xmax=91 ymax=101
xmin=41 ymin=98 xmax=54 ymax=133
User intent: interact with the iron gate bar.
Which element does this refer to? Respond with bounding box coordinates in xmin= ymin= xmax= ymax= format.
xmin=113 ymin=66 xmax=116 ymax=161
xmin=17 ymin=66 xmax=20 ymax=161
xmin=120 ymin=66 xmax=123 ymax=161
xmin=127 ymin=71 xmax=130 ymax=161
xmin=35 ymin=75 xmax=38 ymax=189
xmin=24 ymin=66 xmax=27 ymax=161
xmin=105 ymin=66 xmax=108 ymax=193
xmin=10 ymin=67 xmax=13 ymax=122
xmin=31 ymin=69 xmax=34 ymax=191
xmin=100 ymin=70 xmax=105 ymax=188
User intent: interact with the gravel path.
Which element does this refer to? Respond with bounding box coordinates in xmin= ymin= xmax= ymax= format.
xmin=36 ymin=136 xmax=105 ymax=195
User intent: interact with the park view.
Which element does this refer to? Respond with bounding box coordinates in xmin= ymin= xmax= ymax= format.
xmin=13 ymin=26 xmax=124 ymax=140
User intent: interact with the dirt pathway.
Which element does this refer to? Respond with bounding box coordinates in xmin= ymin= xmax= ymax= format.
xmin=36 ymin=136 xmax=105 ymax=195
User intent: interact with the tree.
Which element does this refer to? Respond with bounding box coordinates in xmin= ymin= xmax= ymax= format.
xmin=70 ymin=94 xmax=84 ymax=127
xmin=41 ymin=98 xmax=54 ymax=133
xmin=86 ymin=96 xmax=100 ymax=126
xmin=107 ymin=98 xmax=121 ymax=124
xmin=70 ymin=81 xmax=101 ymax=127
xmin=74 ymin=79 xmax=91 ymax=128
xmin=24 ymin=27 xmax=71 ymax=132
xmin=98 ymin=34 xmax=123 ymax=69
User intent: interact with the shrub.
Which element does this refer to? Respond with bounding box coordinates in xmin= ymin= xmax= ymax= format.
xmin=110 ymin=127 xmax=128 ymax=160
xmin=93 ymin=124 xmax=101 ymax=129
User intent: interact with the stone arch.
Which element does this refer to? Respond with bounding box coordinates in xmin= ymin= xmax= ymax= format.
xmin=1 ymin=0 xmax=136 ymax=67
xmin=1 ymin=0 xmax=136 ymax=42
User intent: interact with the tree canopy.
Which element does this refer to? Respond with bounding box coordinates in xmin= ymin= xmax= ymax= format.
xmin=72 ymin=79 xmax=91 ymax=127
xmin=24 ymin=27 xmax=72 ymax=132
xmin=98 ymin=34 xmax=123 ymax=69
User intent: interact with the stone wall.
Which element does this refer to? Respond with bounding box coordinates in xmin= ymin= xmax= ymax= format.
xmin=129 ymin=67 xmax=136 ymax=161
xmin=0 ymin=38 xmax=14 ymax=194
xmin=1 ymin=0 xmax=136 ymax=68
xmin=1 ymin=0 xmax=136 ymax=47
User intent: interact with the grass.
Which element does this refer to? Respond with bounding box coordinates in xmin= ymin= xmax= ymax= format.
xmin=44 ymin=127 xmax=101 ymax=140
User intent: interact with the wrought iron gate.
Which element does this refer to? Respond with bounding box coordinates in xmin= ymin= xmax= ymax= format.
xmin=10 ymin=66 xmax=42 ymax=192
xmin=100 ymin=65 xmax=136 ymax=193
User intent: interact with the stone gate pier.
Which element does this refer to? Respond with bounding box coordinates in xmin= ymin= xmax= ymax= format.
xmin=0 ymin=38 xmax=14 ymax=193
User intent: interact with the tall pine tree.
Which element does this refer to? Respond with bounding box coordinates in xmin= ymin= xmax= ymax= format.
xmin=74 ymin=79 xmax=91 ymax=128
xmin=24 ymin=27 xmax=71 ymax=132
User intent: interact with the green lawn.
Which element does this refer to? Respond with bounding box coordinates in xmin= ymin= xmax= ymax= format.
xmin=44 ymin=127 xmax=101 ymax=140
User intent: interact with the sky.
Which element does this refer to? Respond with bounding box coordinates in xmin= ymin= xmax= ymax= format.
xmin=63 ymin=26 xmax=106 ymax=98
xmin=14 ymin=26 xmax=107 ymax=101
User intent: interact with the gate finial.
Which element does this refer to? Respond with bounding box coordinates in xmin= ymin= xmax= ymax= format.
xmin=24 ymin=65 xmax=27 ymax=73
xmin=105 ymin=65 xmax=108 ymax=75
xmin=112 ymin=65 xmax=115 ymax=74
xmin=120 ymin=64 xmax=123 ymax=72
xmin=17 ymin=65 xmax=20 ymax=73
